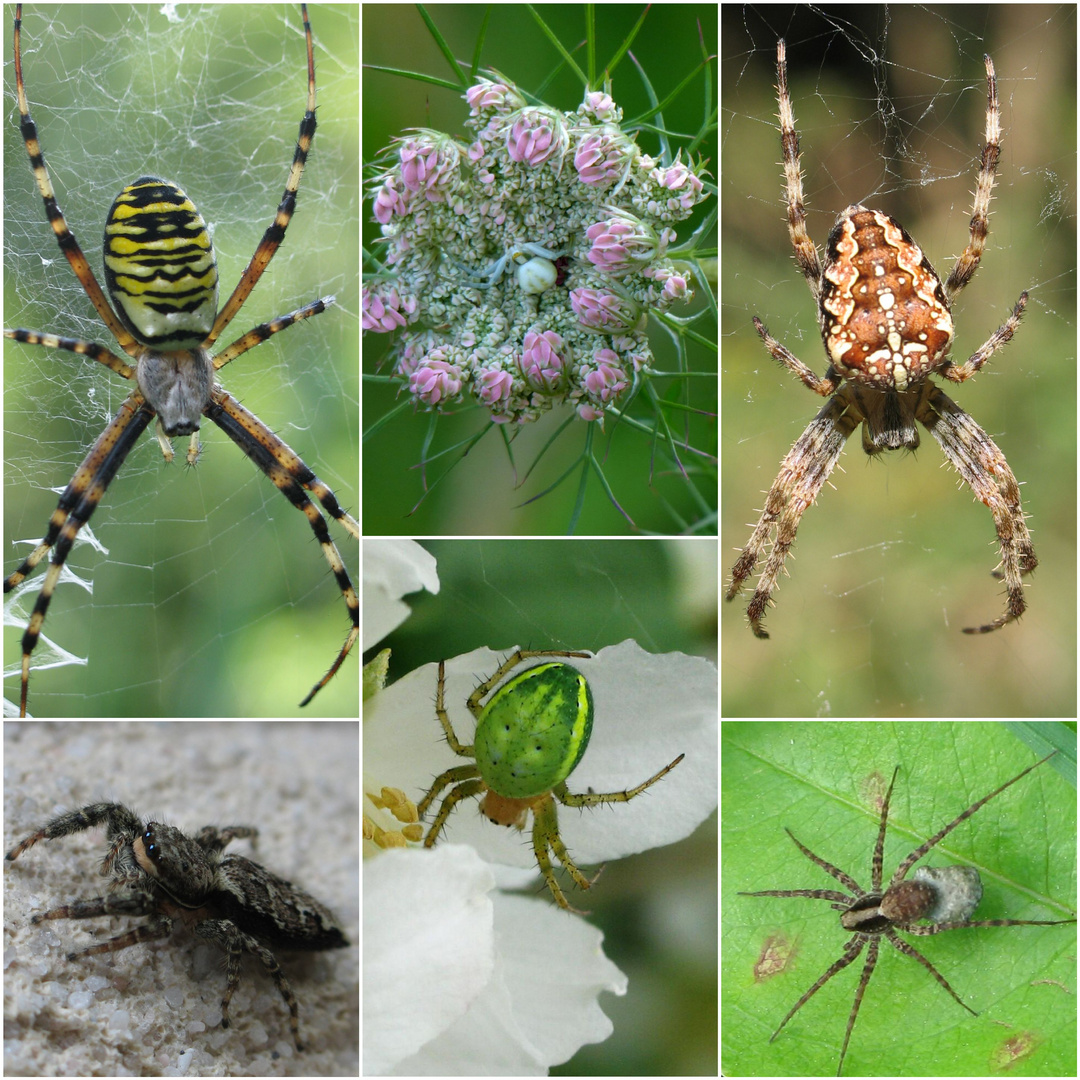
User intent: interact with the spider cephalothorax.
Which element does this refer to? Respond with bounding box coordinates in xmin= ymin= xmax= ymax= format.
xmin=3 ymin=5 xmax=358 ymax=716
xmin=6 ymin=802 xmax=349 ymax=1051
xmin=739 ymin=752 xmax=1075 ymax=1076
xmin=727 ymin=40 xmax=1035 ymax=638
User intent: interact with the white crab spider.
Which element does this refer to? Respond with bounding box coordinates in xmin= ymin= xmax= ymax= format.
xmin=455 ymin=242 xmax=568 ymax=294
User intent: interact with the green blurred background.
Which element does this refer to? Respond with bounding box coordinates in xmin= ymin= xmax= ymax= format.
xmin=363 ymin=4 xmax=717 ymax=535
xmin=722 ymin=6 xmax=1076 ymax=716
xmin=373 ymin=538 xmax=718 ymax=1074
xmin=4 ymin=6 xmax=359 ymax=716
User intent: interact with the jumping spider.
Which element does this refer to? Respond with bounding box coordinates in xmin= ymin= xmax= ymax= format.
xmin=727 ymin=40 xmax=1036 ymax=637
xmin=6 ymin=802 xmax=349 ymax=1051
xmin=739 ymin=752 xmax=1075 ymax=1076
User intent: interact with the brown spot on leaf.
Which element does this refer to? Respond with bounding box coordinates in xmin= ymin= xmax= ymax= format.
xmin=753 ymin=933 xmax=795 ymax=981
xmin=990 ymin=1031 xmax=1038 ymax=1070
xmin=859 ymin=770 xmax=888 ymax=816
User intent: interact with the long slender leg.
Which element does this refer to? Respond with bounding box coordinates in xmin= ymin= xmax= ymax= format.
xmin=739 ymin=888 xmax=852 ymax=906
xmin=210 ymin=299 xmax=333 ymax=373
xmin=884 ymin=929 xmax=975 ymax=1014
xmin=774 ymin=40 xmax=824 ymax=301
xmin=769 ymin=933 xmax=867 ymax=1042
xmin=422 ymin=778 xmax=485 ymax=847
xmin=726 ymin=389 xmax=863 ymax=638
xmin=938 ymin=293 xmax=1027 ymax=382
xmin=901 ymin=917 xmax=1076 ymax=934
xmin=206 ymin=390 xmax=358 ymax=706
xmin=555 ymin=753 xmax=684 ymax=807
xmin=871 ymin=767 xmax=900 ymax=891
xmin=916 ymin=383 xmax=1036 ymax=635
xmin=416 ymin=765 xmax=481 ymax=823
xmin=10 ymin=5 xmax=138 ymax=354
xmin=464 ymin=649 xmax=592 ymax=714
xmin=434 ymin=660 xmax=474 ymax=757
xmin=836 ymin=937 xmax=879 ymax=1077
xmin=207 ymin=4 xmax=317 ymax=346
xmin=889 ymin=753 xmax=1055 ymax=887
xmin=4 ymin=393 xmax=153 ymax=716
xmin=944 ymin=55 xmax=1001 ymax=300
xmin=776 ymin=828 xmax=865 ymax=896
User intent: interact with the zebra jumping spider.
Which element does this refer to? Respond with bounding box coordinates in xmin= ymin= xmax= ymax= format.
xmin=6 ymin=802 xmax=349 ymax=1051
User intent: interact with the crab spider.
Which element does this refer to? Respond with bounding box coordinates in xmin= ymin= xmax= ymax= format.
xmin=455 ymin=242 xmax=569 ymax=294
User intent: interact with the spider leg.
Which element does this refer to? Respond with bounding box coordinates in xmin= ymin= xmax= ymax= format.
xmin=555 ymin=752 xmax=684 ymax=807
xmin=915 ymin=383 xmax=1036 ymax=635
xmin=775 ymin=40 xmax=824 ymax=302
xmin=871 ymin=767 xmax=901 ymax=891
xmin=888 ymin=752 xmax=1055 ymax=887
xmin=836 ymin=936 xmax=879 ymax=1077
xmin=776 ymin=828 xmax=864 ymax=895
xmin=10 ymin=5 xmax=139 ymax=356
xmin=206 ymin=4 xmax=316 ymax=347
xmin=2 ymin=331 xmax=135 ymax=381
xmin=944 ymin=55 xmax=1000 ymax=300
xmin=4 ymin=392 xmax=153 ymax=717
xmin=464 ymin=649 xmax=591 ymax=715
xmin=938 ymin=292 xmax=1027 ymax=383
xmin=211 ymin=298 xmax=334 ymax=373
xmin=884 ymin=928 xmax=975 ymax=1015
xmin=738 ymin=888 xmax=852 ymax=907
xmin=726 ymin=388 xmax=862 ymax=637
xmin=901 ymin=916 xmax=1077 ymax=934
xmin=205 ymin=389 xmax=358 ymax=706
xmin=768 ymin=932 xmax=867 ymax=1044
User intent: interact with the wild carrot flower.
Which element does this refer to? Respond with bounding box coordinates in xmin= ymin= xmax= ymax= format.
xmin=364 ymin=74 xmax=708 ymax=426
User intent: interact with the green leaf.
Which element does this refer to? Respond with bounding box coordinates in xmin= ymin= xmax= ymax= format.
xmin=722 ymin=722 xmax=1076 ymax=1077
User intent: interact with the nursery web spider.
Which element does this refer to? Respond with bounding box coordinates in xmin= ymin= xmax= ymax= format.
xmin=740 ymin=752 xmax=1075 ymax=1076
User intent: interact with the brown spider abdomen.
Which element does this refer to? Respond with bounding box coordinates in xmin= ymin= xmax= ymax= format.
xmin=878 ymin=878 xmax=937 ymax=923
xmin=821 ymin=206 xmax=954 ymax=391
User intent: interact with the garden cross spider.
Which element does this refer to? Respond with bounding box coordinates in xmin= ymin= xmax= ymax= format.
xmin=3 ymin=5 xmax=359 ymax=716
xmin=727 ymin=40 xmax=1035 ymax=638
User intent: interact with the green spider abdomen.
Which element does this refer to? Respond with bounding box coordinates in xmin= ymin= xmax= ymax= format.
xmin=103 ymin=176 xmax=219 ymax=350
xmin=473 ymin=662 xmax=593 ymax=800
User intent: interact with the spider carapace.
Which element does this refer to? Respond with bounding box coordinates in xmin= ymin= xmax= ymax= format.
xmin=727 ymin=40 xmax=1035 ymax=638
xmin=3 ymin=5 xmax=359 ymax=716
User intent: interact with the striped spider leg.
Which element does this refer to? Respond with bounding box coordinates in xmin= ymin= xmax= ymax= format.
xmin=3 ymin=4 xmax=358 ymax=716
xmin=740 ymin=752 xmax=1075 ymax=1076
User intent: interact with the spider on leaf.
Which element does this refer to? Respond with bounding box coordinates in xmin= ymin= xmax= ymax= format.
xmin=727 ymin=40 xmax=1035 ymax=638
xmin=739 ymin=751 xmax=1076 ymax=1076
xmin=3 ymin=5 xmax=358 ymax=716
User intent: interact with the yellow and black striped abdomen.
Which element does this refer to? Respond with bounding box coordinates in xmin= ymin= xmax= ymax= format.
xmin=103 ymin=177 xmax=219 ymax=350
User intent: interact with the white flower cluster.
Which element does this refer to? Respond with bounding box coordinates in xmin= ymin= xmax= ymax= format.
xmin=364 ymin=76 xmax=708 ymax=425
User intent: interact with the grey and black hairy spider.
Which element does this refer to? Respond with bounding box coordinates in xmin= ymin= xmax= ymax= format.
xmin=739 ymin=752 xmax=1075 ymax=1076
xmin=6 ymin=802 xmax=349 ymax=1051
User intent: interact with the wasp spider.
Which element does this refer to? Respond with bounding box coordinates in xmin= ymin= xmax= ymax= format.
xmin=3 ymin=5 xmax=358 ymax=716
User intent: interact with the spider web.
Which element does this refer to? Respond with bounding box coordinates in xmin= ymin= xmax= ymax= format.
xmin=3 ymin=5 xmax=359 ymax=717
xmin=722 ymin=6 xmax=1077 ymax=718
